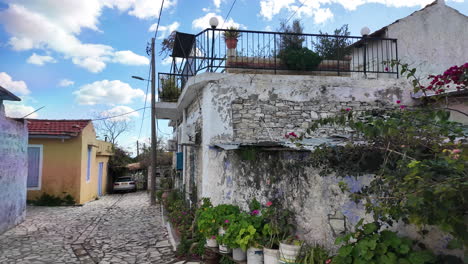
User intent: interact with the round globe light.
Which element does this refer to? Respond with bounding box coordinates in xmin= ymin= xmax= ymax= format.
xmin=209 ymin=17 xmax=219 ymax=29
xmin=360 ymin=26 xmax=371 ymax=36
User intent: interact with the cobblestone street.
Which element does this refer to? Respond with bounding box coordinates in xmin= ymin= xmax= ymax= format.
xmin=0 ymin=192 xmax=191 ymax=264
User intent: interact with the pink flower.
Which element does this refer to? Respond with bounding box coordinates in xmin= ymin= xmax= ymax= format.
xmin=211 ymin=235 xmax=216 ymax=239
xmin=396 ymin=100 xmax=401 ymax=104
xmin=326 ymin=259 xmax=332 ymax=264
xmin=288 ymin=132 xmax=298 ymax=138
xmin=453 ymin=154 xmax=460 ymax=160
xmin=345 ymin=108 xmax=351 ymax=112
xmin=284 ymin=134 xmax=290 ymax=139
xmin=452 ymin=149 xmax=462 ymax=154
xmin=224 ymin=220 xmax=230 ymax=224
xmin=384 ymin=66 xmax=389 ymax=72
xmin=251 ymin=210 xmax=260 ymax=215
xmin=266 ymin=201 xmax=273 ymax=207
xmin=400 ymin=105 xmax=406 ymax=109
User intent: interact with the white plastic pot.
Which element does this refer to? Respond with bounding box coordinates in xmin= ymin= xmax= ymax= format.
xmin=247 ymin=247 xmax=264 ymax=264
xmin=264 ymin=247 xmax=279 ymax=264
xmin=218 ymin=227 xmax=231 ymax=253
xmin=206 ymin=238 xmax=218 ymax=248
xmin=233 ymin=248 xmax=247 ymax=261
xmin=279 ymin=243 xmax=301 ymax=264
xmin=219 ymin=244 xmax=231 ymax=254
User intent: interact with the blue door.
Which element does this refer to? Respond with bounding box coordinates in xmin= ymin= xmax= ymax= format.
xmin=98 ymin=162 xmax=104 ymax=196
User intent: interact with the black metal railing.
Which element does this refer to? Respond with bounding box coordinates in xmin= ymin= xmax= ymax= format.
xmin=159 ymin=28 xmax=399 ymax=101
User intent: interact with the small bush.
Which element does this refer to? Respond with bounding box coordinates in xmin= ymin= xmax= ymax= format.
xmin=31 ymin=193 xmax=76 ymax=206
xmin=279 ymin=47 xmax=322 ymax=71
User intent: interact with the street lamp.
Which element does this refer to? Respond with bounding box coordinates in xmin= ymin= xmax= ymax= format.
xmin=131 ymin=76 xmax=147 ymax=81
xmin=360 ymin=26 xmax=370 ymax=77
xmin=209 ymin=17 xmax=219 ymax=72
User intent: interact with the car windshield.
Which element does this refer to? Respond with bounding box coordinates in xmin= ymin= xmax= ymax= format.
xmin=116 ymin=177 xmax=132 ymax=182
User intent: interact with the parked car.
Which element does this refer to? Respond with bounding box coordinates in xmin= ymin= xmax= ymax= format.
xmin=113 ymin=176 xmax=136 ymax=192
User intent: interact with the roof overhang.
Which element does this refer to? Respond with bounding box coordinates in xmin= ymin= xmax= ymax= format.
xmin=155 ymin=102 xmax=178 ymax=119
xmin=29 ymin=134 xmax=73 ymax=139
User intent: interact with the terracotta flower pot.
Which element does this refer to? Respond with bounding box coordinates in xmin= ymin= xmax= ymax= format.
xmin=225 ymin=38 xmax=238 ymax=49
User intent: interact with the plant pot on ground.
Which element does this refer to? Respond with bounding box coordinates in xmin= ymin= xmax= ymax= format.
xmin=279 ymin=237 xmax=303 ymax=264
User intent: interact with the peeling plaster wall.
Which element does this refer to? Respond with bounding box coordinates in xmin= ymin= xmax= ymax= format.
xmin=179 ymin=73 xmax=463 ymax=254
xmin=0 ymin=103 xmax=28 ymax=234
xmin=204 ymin=149 xmax=372 ymax=251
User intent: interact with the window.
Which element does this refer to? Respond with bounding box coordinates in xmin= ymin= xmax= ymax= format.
xmin=27 ymin=145 xmax=43 ymax=190
xmin=86 ymin=145 xmax=92 ymax=182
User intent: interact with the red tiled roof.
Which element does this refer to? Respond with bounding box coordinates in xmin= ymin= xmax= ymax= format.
xmin=27 ymin=119 xmax=91 ymax=137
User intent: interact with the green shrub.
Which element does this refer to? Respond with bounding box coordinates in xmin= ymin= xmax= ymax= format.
xmin=333 ymin=220 xmax=436 ymax=264
xmin=279 ymin=47 xmax=322 ymax=71
xmin=31 ymin=193 xmax=76 ymax=206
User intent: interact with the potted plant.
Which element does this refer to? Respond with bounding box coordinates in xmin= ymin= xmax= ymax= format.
xmin=223 ymin=26 xmax=241 ymax=49
xmin=279 ymin=236 xmax=303 ymax=264
xmin=262 ymin=201 xmax=296 ymax=264
xmin=196 ymin=201 xmax=219 ymax=248
xmin=222 ymin=212 xmax=251 ymax=261
xmin=214 ymin=204 xmax=240 ymax=254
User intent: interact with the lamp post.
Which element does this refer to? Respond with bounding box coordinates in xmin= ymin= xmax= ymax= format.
xmin=360 ymin=26 xmax=370 ymax=78
xmin=131 ymin=37 xmax=157 ymax=206
xmin=209 ymin=17 xmax=219 ymax=72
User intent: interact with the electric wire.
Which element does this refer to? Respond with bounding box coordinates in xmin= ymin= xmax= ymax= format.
xmin=138 ymin=64 xmax=152 ymax=140
xmin=220 ymin=0 xmax=237 ymax=29
xmin=92 ymin=107 xmax=149 ymax=121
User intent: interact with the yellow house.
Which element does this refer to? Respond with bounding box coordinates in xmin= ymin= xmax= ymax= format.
xmin=26 ymin=119 xmax=113 ymax=204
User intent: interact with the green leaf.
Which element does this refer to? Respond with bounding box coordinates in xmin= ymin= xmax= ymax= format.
xmin=363 ymin=223 xmax=378 ymax=235
xmin=338 ymin=245 xmax=353 ymax=257
xmin=408 ymin=251 xmax=435 ymax=264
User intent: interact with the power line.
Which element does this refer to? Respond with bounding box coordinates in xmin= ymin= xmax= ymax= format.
xmin=220 ymin=0 xmax=237 ymax=28
xmin=283 ymin=0 xmax=307 ymax=25
xmin=153 ymin=0 xmax=165 ymax=39
xmin=92 ymin=107 xmax=149 ymax=121
xmin=138 ymin=64 xmax=152 ymax=140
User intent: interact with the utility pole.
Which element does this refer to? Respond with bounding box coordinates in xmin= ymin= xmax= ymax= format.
xmin=150 ymin=37 xmax=157 ymax=205
xmin=136 ymin=140 xmax=140 ymax=157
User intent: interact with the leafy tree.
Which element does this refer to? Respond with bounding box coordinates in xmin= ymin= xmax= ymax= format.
xmin=108 ymin=146 xmax=134 ymax=180
xmin=277 ymin=19 xmax=321 ymax=70
xmin=314 ymin=24 xmax=352 ymax=60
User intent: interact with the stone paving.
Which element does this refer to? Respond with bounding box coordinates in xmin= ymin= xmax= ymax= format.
xmin=0 ymin=192 xmax=197 ymax=264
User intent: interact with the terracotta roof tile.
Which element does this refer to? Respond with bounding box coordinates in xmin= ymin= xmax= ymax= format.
xmin=27 ymin=119 xmax=91 ymax=137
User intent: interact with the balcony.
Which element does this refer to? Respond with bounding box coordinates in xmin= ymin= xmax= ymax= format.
xmin=156 ymin=28 xmax=399 ymax=117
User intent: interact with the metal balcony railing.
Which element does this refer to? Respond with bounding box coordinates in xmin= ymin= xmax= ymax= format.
xmin=158 ymin=28 xmax=399 ymax=102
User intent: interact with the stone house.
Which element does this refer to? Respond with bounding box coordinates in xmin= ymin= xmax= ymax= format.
xmin=26 ymin=119 xmax=113 ymax=204
xmin=0 ymin=85 xmax=28 ymax=234
xmin=155 ymin=1 xmax=465 ymax=256
xmin=351 ymin=0 xmax=468 ymax=79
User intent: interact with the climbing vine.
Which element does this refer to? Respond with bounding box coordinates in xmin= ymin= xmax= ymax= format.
xmin=291 ymin=64 xmax=468 ymax=254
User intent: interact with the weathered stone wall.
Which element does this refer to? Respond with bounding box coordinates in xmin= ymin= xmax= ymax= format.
xmin=0 ymin=103 xmax=28 ymax=234
xmin=204 ymin=148 xmax=461 ymax=256
xmin=232 ymin=98 xmax=394 ymax=141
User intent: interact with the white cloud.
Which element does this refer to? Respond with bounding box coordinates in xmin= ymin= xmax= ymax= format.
xmin=192 ymin=12 xmax=244 ymax=30
xmin=100 ymin=105 xmax=139 ymax=122
xmin=313 ymin=8 xmax=334 ymax=24
xmin=259 ymin=0 xmax=296 ymax=21
xmin=125 ymin=0 xmax=178 ymax=19
xmin=4 ymin=103 xmax=38 ymax=118
xmin=258 ymin=0 xmax=450 ymax=22
xmin=27 ymin=53 xmax=56 ymax=65
xmin=148 ymin=21 xmax=180 ymax=39
xmin=112 ymin=50 xmax=150 ymax=65
xmin=161 ymin=56 xmax=183 ymax=66
xmin=73 ymin=80 xmax=145 ymax=105
xmin=0 ymin=72 xmax=30 ymax=95
xmin=213 ymin=0 xmax=223 ymax=8
xmin=0 ymin=1 xmax=159 ymax=73
xmin=58 ymin=79 xmax=74 ymax=87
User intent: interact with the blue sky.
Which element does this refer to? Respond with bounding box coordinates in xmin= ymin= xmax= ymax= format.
xmin=0 ymin=0 xmax=466 ymax=155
